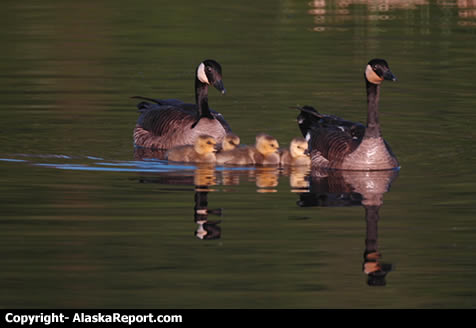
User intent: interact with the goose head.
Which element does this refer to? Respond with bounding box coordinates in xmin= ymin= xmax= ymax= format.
xmin=365 ymin=59 xmax=397 ymax=85
xmin=256 ymin=134 xmax=280 ymax=156
xmin=196 ymin=59 xmax=226 ymax=94
xmin=289 ymin=137 xmax=309 ymax=159
xmin=222 ymin=133 xmax=240 ymax=151
xmin=194 ymin=135 xmax=218 ymax=155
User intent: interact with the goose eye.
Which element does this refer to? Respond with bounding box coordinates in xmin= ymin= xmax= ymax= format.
xmin=206 ymin=66 xmax=212 ymax=72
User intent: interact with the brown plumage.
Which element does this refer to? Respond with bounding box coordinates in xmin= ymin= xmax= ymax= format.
xmin=132 ymin=59 xmax=231 ymax=150
xmin=296 ymin=58 xmax=399 ymax=171
xmin=166 ymin=135 xmax=217 ymax=163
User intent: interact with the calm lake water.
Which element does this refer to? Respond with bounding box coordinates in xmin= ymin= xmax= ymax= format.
xmin=1 ymin=0 xmax=475 ymax=309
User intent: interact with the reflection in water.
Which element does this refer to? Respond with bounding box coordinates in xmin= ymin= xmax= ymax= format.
xmin=297 ymin=168 xmax=399 ymax=286
xmin=283 ymin=166 xmax=311 ymax=193
xmin=308 ymin=0 xmax=476 ymax=31
xmin=133 ymin=147 xmax=310 ymax=193
xmin=194 ymin=189 xmax=223 ymax=240
xmin=132 ymin=147 xmax=312 ymax=239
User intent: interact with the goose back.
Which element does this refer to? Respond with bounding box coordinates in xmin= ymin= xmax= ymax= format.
xmin=133 ymin=99 xmax=230 ymax=149
xmin=297 ymin=106 xmax=365 ymax=168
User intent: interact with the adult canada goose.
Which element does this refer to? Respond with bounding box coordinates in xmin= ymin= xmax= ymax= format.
xmin=296 ymin=58 xmax=399 ymax=171
xmin=166 ymin=135 xmax=217 ymax=163
xmin=132 ymin=59 xmax=231 ymax=150
xmin=217 ymin=133 xmax=280 ymax=165
xmin=279 ymin=137 xmax=311 ymax=167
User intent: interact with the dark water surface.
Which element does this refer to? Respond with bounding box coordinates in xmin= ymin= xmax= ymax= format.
xmin=1 ymin=0 xmax=475 ymax=308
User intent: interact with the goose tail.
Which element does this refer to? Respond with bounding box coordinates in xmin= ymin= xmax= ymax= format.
xmin=294 ymin=105 xmax=323 ymax=137
xmin=131 ymin=96 xmax=161 ymax=113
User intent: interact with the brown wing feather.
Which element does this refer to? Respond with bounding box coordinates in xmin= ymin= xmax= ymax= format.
xmin=308 ymin=128 xmax=357 ymax=166
xmin=297 ymin=106 xmax=365 ymax=168
xmin=139 ymin=106 xmax=196 ymax=136
xmin=133 ymin=98 xmax=231 ymax=150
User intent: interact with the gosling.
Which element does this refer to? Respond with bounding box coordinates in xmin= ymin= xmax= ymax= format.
xmin=279 ymin=137 xmax=311 ymax=166
xmin=166 ymin=135 xmax=217 ymax=163
xmin=252 ymin=133 xmax=280 ymax=165
xmin=217 ymin=133 xmax=279 ymax=165
xmin=221 ymin=133 xmax=241 ymax=151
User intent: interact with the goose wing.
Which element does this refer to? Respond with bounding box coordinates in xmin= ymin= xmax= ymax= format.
xmin=137 ymin=105 xmax=196 ymax=136
xmin=132 ymin=96 xmax=231 ymax=135
xmin=297 ymin=106 xmax=365 ymax=165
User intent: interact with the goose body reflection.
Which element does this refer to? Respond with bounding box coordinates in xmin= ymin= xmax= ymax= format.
xmin=133 ymin=59 xmax=231 ymax=150
xmin=296 ymin=59 xmax=399 ymax=171
xmin=297 ymin=168 xmax=399 ymax=286
xmin=166 ymin=135 xmax=217 ymax=164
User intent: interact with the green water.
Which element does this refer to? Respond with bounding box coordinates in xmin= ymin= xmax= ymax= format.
xmin=1 ymin=0 xmax=475 ymax=308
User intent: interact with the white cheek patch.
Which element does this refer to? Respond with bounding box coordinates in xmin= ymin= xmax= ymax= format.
xmin=197 ymin=62 xmax=210 ymax=84
xmin=305 ymin=132 xmax=311 ymax=142
xmin=365 ymin=65 xmax=383 ymax=84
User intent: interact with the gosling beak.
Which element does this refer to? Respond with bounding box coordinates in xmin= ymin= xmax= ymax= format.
xmin=213 ymin=80 xmax=226 ymax=95
xmin=383 ymin=70 xmax=397 ymax=82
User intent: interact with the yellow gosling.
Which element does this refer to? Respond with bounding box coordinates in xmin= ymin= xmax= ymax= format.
xmin=251 ymin=133 xmax=280 ymax=165
xmin=280 ymin=137 xmax=311 ymax=166
xmin=222 ymin=133 xmax=240 ymax=151
xmin=166 ymin=135 xmax=217 ymax=163
xmin=216 ymin=134 xmax=280 ymax=166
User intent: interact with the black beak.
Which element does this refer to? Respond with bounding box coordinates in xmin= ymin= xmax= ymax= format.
xmin=213 ymin=80 xmax=226 ymax=95
xmin=383 ymin=70 xmax=397 ymax=82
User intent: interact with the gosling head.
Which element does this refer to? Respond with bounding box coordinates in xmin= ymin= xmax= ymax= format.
xmin=289 ymin=137 xmax=309 ymax=159
xmin=194 ymin=135 xmax=217 ymax=155
xmin=222 ymin=133 xmax=240 ymax=151
xmin=256 ymin=134 xmax=280 ymax=156
xmin=365 ymin=58 xmax=397 ymax=85
xmin=196 ymin=59 xmax=226 ymax=94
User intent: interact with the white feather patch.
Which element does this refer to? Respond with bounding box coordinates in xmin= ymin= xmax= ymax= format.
xmin=197 ymin=62 xmax=210 ymax=84
xmin=365 ymin=65 xmax=383 ymax=84
xmin=305 ymin=132 xmax=311 ymax=142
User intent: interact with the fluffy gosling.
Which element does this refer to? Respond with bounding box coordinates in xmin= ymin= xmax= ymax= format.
xmin=166 ymin=135 xmax=217 ymax=163
xmin=280 ymin=137 xmax=311 ymax=166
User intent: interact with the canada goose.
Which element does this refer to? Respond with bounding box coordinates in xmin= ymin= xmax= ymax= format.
xmin=216 ymin=133 xmax=280 ymax=165
xmin=132 ymin=59 xmax=231 ymax=150
xmin=221 ymin=133 xmax=240 ymax=151
xmin=166 ymin=135 xmax=217 ymax=163
xmin=279 ymin=137 xmax=311 ymax=166
xmin=296 ymin=58 xmax=399 ymax=171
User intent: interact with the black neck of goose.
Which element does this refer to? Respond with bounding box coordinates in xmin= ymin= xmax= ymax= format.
xmin=364 ymin=79 xmax=381 ymax=139
xmin=365 ymin=205 xmax=380 ymax=254
xmin=195 ymin=78 xmax=213 ymax=119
